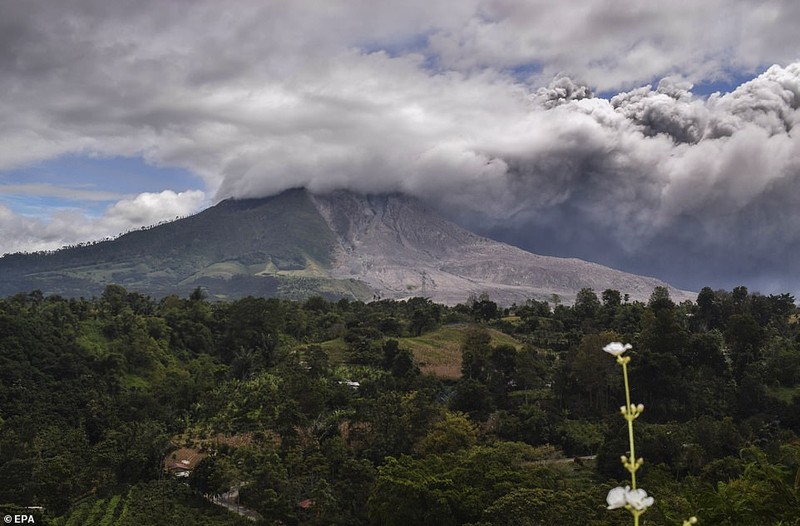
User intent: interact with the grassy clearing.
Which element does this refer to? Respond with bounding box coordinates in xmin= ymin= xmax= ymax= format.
xmin=401 ymin=327 xmax=464 ymax=379
xmin=319 ymin=324 xmax=523 ymax=379
xmin=402 ymin=324 xmax=522 ymax=380
xmin=766 ymin=385 xmax=800 ymax=403
xmin=182 ymin=261 xmax=251 ymax=283
xmin=320 ymin=337 xmax=348 ymax=363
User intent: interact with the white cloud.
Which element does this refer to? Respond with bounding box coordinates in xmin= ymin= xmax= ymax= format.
xmin=104 ymin=189 xmax=207 ymax=228
xmin=0 ymin=190 xmax=206 ymax=255
xmin=2 ymin=0 xmax=799 ymax=190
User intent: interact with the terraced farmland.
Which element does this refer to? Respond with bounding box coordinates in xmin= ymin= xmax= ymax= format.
xmin=54 ymin=482 xmax=252 ymax=526
xmin=60 ymin=492 xmax=127 ymax=526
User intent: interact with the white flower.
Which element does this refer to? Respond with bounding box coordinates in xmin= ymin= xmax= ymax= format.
xmin=606 ymin=486 xmax=627 ymax=509
xmin=606 ymin=486 xmax=655 ymax=511
xmin=603 ymin=342 xmax=632 ymax=356
xmin=625 ymin=487 xmax=655 ymax=511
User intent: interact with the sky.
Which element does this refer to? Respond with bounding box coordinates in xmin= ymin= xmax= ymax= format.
xmin=2 ymin=1 xmax=800 ymax=296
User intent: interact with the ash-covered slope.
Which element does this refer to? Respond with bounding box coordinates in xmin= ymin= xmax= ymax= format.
xmin=309 ymin=191 xmax=694 ymax=304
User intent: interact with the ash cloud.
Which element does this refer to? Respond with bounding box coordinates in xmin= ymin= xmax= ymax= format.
xmin=610 ymin=78 xmax=708 ymax=143
xmin=532 ymin=76 xmax=594 ymax=109
xmin=469 ymin=64 xmax=800 ymax=293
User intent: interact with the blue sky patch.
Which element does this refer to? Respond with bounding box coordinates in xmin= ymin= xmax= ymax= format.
xmin=691 ymin=69 xmax=760 ymax=97
xmin=0 ymin=155 xmax=204 ymax=218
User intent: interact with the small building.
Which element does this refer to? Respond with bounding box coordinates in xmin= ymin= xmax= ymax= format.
xmin=164 ymin=447 xmax=207 ymax=477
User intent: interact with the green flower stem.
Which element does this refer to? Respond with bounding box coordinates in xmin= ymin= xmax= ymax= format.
xmin=620 ymin=356 xmax=637 ymax=490
xmin=605 ymin=344 xmax=673 ymax=525
xmin=623 ymin=506 xmax=643 ymax=526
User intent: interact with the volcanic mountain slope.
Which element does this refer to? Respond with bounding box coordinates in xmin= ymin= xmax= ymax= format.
xmin=0 ymin=188 xmax=694 ymax=304
xmin=310 ymin=191 xmax=693 ymax=304
xmin=0 ymin=189 xmax=364 ymax=300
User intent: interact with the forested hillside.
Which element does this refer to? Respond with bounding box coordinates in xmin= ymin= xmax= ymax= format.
xmin=1 ymin=285 xmax=799 ymax=525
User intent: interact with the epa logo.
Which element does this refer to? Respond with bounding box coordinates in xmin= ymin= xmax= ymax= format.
xmin=3 ymin=516 xmax=35 ymax=524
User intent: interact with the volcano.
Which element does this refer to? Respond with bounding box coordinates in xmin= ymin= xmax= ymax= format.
xmin=0 ymin=188 xmax=693 ymax=304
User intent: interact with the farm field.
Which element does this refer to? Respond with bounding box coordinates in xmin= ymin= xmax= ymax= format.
xmin=54 ymin=483 xmax=251 ymax=526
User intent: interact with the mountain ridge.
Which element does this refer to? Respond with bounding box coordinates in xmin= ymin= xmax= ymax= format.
xmin=0 ymin=188 xmax=694 ymax=304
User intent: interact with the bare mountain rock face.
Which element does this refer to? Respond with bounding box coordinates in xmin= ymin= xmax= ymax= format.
xmin=0 ymin=188 xmax=693 ymax=304
xmin=309 ymin=191 xmax=693 ymax=305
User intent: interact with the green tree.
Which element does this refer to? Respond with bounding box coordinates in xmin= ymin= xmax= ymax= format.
xmin=574 ymin=288 xmax=601 ymax=331
xmin=450 ymin=379 xmax=494 ymax=420
xmin=417 ymin=412 xmax=478 ymax=455
xmin=565 ymin=332 xmax=620 ymax=415
xmin=696 ymin=287 xmax=723 ymax=330
xmin=461 ymin=327 xmax=492 ymax=381
xmin=725 ymin=314 xmax=765 ymax=381
xmin=479 ymin=487 xmax=619 ymax=526
xmin=189 ymin=456 xmax=235 ymax=496
xmin=369 ymin=442 xmax=561 ymax=526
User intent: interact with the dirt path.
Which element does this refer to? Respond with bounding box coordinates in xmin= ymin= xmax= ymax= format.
xmin=209 ymin=488 xmax=261 ymax=522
